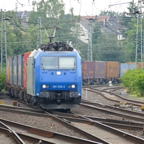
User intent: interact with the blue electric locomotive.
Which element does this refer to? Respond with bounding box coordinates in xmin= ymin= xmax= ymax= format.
xmin=26 ymin=42 xmax=82 ymax=110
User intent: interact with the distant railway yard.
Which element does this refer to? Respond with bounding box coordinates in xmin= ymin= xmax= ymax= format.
xmin=0 ymin=85 xmax=144 ymax=144
xmin=2 ymin=0 xmax=144 ymax=143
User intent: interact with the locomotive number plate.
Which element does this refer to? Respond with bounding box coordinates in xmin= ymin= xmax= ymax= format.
xmin=53 ymin=85 xmax=65 ymax=88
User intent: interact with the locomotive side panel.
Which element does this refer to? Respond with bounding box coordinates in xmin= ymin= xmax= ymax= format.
xmin=18 ymin=55 xmax=23 ymax=86
xmin=106 ymin=62 xmax=119 ymax=81
xmin=82 ymin=61 xmax=95 ymax=79
xmin=27 ymin=58 xmax=35 ymax=96
xmin=94 ymin=61 xmax=106 ymax=78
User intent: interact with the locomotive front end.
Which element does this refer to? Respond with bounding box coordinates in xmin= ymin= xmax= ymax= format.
xmin=32 ymin=42 xmax=82 ymax=110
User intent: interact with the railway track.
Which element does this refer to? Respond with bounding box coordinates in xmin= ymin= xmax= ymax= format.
xmin=81 ymin=100 xmax=144 ymax=122
xmin=1 ymin=102 xmax=144 ymax=144
xmin=53 ymin=111 xmax=144 ymax=130
xmin=0 ymin=104 xmax=109 ymax=144
xmin=0 ymin=120 xmax=25 ymax=144
xmin=83 ymin=86 xmax=144 ymax=109
xmin=0 ymin=118 xmax=100 ymax=144
xmin=51 ymin=111 xmax=144 ymax=144
xmin=2 ymin=86 xmax=144 ymax=143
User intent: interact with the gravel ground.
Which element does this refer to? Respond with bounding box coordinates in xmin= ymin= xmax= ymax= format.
xmin=71 ymin=87 xmax=144 ymax=139
xmin=82 ymin=89 xmax=122 ymax=106
xmin=0 ymin=93 xmax=88 ymax=139
xmin=115 ymin=89 xmax=144 ymax=102
xmin=71 ymin=105 xmax=133 ymax=121
xmin=120 ymin=128 xmax=144 ymax=139
xmin=0 ymin=94 xmax=28 ymax=107
xmin=1 ymin=88 xmax=144 ymax=140
xmin=0 ymin=110 xmax=87 ymax=139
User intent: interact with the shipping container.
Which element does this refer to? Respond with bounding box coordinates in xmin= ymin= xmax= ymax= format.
xmin=6 ymin=57 xmax=10 ymax=84
xmin=120 ymin=63 xmax=136 ymax=77
xmin=18 ymin=55 xmax=23 ymax=86
xmin=23 ymin=52 xmax=31 ymax=88
xmin=82 ymin=61 xmax=95 ymax=79
xmin=13 ymin=56 xmax=18 ymax=85
xmin=137 ymin=62 xmax=144 ymax=69
xmin=9 ymin=57 xmax=13 ymax=85
xmin=106 ymin=62 xmax=119 ymax=81
xmin=95 ymin=61 xmax=106 ymax=78
xmin=129 ymin=63 xmax=136 ymax=70
xmin=120 ymin=63 xmax=128 ymax=77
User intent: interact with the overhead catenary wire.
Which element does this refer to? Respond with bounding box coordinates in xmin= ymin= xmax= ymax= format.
xmin=16 ymin=0 xmax=25 ymax=6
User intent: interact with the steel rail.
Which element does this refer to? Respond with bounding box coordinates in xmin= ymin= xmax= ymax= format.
xmin=0 ymin=118 xmax=102 ymax=144
xmin=81 ymin=102 xmax=144 ymax=122
xmin=45 ymin=112 xmax=110 ymax=144
xmin=82 ymin=99 xmax=144 ymax=118
xmin=90 ymin=86 xmax=144 ymax=106
xmin=0 ymin=121 xmax=25 ymax=144
xmin=83 ymin=87 xmax=143 ymax=107
xmin=0 ymin=104 xmax=45 ymax=113
xmin=53 ymin=111 xmax=144 ymax=125
xmin=57 ymin=116 xmax=143 ymax=130
xmin=0 ymin=105 xmax=108 ymax=143
xmin=53 ymin=112 xmax=144 ymax=130
xmin=81 ymin=116 xmax=144 ymax=144
xmin=54 ymin=112 xmax=144 ymax=144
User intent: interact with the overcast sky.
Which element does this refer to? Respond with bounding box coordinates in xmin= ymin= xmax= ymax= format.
xmin=1 ymin=0 xmax=133 ymax=15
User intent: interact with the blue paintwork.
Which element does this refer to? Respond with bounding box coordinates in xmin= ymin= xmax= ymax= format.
xmin=27 ymin=49 xmax=82 ymax=97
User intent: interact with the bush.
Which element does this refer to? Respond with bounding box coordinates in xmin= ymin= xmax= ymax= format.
xmin=120 ymin=69 xmax=144 ymax=97
xmin=0 ymin=73 xmax=5 ymax=92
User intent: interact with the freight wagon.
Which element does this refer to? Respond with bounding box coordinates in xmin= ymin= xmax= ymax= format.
xmin=119 ymin=63 xmax=136 ymax=77
xmin=82 ymin=61 xmax=141 ymax=85
xmin=82 ymin=61 xmax=119 ymax=85
xmin=6 ymin=52 xmax=30 ymax=97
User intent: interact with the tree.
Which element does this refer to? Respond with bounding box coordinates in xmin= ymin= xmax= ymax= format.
xmin=92 ymin=34 xmax=127 ymax=62
xmin=0 ymin=11 xmax=26 ymax=56
xmin=120 ymin=2 xmax=138 ymax=37
xmin=121 ymin=69 xmax=144 ymax=97
xmin=28 ymin=0 xmax=81 ymax=48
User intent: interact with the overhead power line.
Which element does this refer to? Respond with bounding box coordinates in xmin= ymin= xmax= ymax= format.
xmin=16 ymin=0 xmax=25 ymax=6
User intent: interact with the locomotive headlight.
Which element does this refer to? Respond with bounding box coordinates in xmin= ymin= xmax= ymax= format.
xmin=42 ymin=85 xmax=49 ymax=88
xmin=71 ymin=85 xmax=75 ymax=88
xmin=42 ymin=85 xmax=47 ymax=88
xmin=57 ymin=71 xmax=61 ymax=75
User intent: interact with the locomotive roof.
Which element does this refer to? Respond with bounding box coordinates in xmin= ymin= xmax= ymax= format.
xmin=40 ymin=42 xmax=74 ymax=51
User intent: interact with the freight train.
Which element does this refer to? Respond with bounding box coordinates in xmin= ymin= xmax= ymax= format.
xmin=82 ymin=61 xmax=140 ymax=85
xmin=5 ymin=42 xmax=82 ymax=110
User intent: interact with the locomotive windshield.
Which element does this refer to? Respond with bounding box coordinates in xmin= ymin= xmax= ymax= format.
xmin=41 ymin=57 xmax=75 ymax=70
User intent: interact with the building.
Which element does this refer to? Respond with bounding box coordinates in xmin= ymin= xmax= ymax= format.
xmin=78 ymin=14 xmax=124 ymax=44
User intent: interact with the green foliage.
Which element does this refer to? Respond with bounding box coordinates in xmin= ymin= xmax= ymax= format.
xmin=0 ymin=73 xmax=5 ymax=92
xmin=92 ymin=31 xmax=127 ymax=62
xmin=0 ymin=0 xmax=82 ymax=59
xmin=121 ymin=69 xmax=144 ymax=97
xmin=29 ymin=0 xmax=81 ymax=47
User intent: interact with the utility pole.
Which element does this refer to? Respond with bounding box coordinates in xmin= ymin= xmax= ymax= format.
xmin=135 ymin=0 xmax=143 ymax=68
xmin=87 ymin=23 xmax=93 ymax=61
xmin=37 ymin=17 xmax=42 ymax=48
xmin=1 ymin=11 xmax=8 ymax=73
